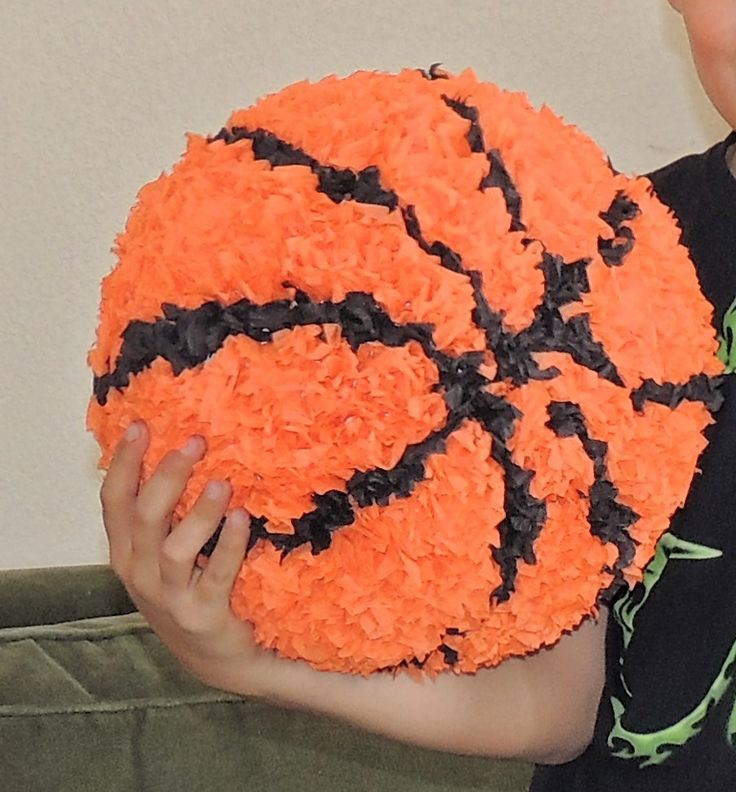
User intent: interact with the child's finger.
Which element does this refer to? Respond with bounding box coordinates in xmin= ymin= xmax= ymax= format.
xmin=132 ymin=436 xmax=206 ymax=557
xmin=100 ymin=421 xmax=148 ymax=565
xmin=196 ymin=509 xmax=250 ymax=604
xmin=159 ymin=479 xmax=232 ymax=589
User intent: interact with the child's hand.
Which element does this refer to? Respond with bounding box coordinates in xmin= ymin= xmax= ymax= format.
xmin=99 ymin=421 xmax=607 ymax=762
xmin=100 ymin=421 xmax=264 ymax=693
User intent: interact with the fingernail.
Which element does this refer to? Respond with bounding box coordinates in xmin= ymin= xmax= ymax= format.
xmin=205 ymin=480 xmax=227 ymax=499
xmin=229 ymin=509 xmax=249 ymax=527
xmin=125 ymin=422 xmax=141 ymax=442
xmin=181 ymin=436 xmax=205 ymax=459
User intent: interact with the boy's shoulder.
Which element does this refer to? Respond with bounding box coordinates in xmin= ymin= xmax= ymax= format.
xmin=648 ymin=143 xmax=712 ymax=186
xmin=646 ymin=133 xmax=736 ymax=232
xmin=646 ymin=138 xmax=722 ymax=229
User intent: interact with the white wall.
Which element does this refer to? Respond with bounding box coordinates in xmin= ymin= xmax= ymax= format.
xmin=1 ymin=0 xmax=729 ymax=570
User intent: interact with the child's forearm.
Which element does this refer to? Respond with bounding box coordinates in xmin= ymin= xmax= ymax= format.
xmin=210 ymin=644 xmax=536 ymax=757
xmin=205 ymin=612 xmax=607 ymax=765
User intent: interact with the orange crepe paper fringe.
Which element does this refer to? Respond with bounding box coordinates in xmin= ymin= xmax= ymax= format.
xmin=87 ymin=67 xmax=722 ymax=678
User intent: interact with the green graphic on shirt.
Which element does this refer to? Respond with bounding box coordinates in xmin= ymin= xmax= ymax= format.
xmin=607 ymin=532 xmax=736 ymax=767
xmin=718 ymin=296 xmax=736 ymax=374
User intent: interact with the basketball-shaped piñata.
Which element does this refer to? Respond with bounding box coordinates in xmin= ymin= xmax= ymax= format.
xmin=88 ymin=66 xmax=724 ymax=678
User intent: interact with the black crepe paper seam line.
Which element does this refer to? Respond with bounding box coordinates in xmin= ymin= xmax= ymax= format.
xmin=440 ymin=94 xmax=486 ymax=155
xmin=439 ymin=97 xmax=529 ymax=232
xmin=598 ymin=191 xmax=641 ymax=268
xmin=210 ymin=126 xmax=399 ymax=211
xmin=92 ymin=286 xmax=518 ymax=453
xmin=94 ymin=291 xmax=443 ymax=407
xmin=630 ymin=374 xmax=725 ymax=414
xmin=240 ymin=390 xmax=533 ymax=601
xmin=545 ymin=401 xmax=639 ymax=589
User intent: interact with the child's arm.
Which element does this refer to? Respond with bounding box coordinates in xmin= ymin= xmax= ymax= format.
xmin=101 ymin=422 xmax=607 ymax=766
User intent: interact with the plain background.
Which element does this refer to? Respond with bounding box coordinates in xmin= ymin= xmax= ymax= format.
xmin=1 ymin=0 xmax=730 ymax=570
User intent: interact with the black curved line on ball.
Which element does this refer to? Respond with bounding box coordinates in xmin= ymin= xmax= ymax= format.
xmin=630 ymin=373 xmax=724 ymax=414
xmin=440 ymin=97 xmax=525 ymax=232
xmin=439 ymin=99 xmax=637 ymax=607
xmin=239 ymin=413 xmax=472 ymax=559
xmin=482 ymin=150 xmax=526 ymax=233
xmin=488 ymin=440 xmax=548 ymax=602
xmin=441 ymin=95 xmax=486 ymax=153
xmin=400 ymin=204 xmax=547 ymax=386
xmin=545 ymin=401 xmax=639 ymax=584
xmin=210 ymin=127 xmax=399 ymax=211
xmin=598 ymin=191 xmax=641 ymax=267
xmin=467 ymin=391 xmax=546 ymax=601
xmin=441 ymin=97 xmax=723 ymax=595
xmin=245 ymin=385 xmax=538 ymax=600
xmin=93 ymin=291 xmax=440 ymax=406
xmin=253 ymin=411 xmax=478 ymax=557
xmin=217 ymin=369 xmax=525 ymax=595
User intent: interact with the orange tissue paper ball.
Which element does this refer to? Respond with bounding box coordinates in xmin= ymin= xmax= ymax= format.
xmin=87 ymin=66 xmax=724 ymax=678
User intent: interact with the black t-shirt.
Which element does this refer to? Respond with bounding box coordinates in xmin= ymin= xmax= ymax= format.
xmin=531 ymin=131 xmax=736 ymax=791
